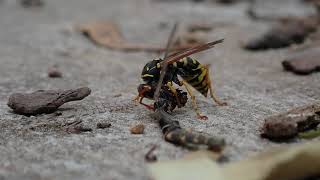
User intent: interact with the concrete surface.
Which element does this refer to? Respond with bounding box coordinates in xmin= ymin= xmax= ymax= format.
xmin=0 ymin=0 xmax=319 ymax=179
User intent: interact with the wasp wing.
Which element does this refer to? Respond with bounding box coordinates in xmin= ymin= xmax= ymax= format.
xmin=161 ymin=39 xmax=224 ymax=65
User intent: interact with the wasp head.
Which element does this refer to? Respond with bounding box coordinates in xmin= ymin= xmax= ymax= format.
xmin=141 ymin=59 xmax=163 ymax=83
xmin=137 ymin=84 xmax=154 ymax=99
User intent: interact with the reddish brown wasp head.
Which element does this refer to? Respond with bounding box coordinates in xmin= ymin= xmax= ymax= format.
xmin=137 ymin=84 xmax=154 ymax=99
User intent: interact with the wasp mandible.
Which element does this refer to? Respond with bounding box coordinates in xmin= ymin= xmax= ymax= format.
xmin=134 ymin=25 xmax=227 ymax=120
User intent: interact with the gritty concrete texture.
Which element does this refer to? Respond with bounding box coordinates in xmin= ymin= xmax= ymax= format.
xmin=0 ymin=0 xmax=319 ymax=180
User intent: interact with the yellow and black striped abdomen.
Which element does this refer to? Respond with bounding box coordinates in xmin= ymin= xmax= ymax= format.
xmin=174 ymin=57 xmax=209 ymax=97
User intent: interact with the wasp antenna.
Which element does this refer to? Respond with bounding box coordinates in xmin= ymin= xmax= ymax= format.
xmin=208 ymin=38 xmax=224 ymax=46
xmin=154 ymin=22 xmax=179 ymax=101
xmin=162 ymin=23 xmax=178 ymax=60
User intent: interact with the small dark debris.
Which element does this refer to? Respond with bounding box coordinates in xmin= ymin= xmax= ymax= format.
xmin=54 ymin=112 xmax=62 ymax=116
xmin=113 ymin=94 xmax=122 ymax=97
xmin=64 ymin=119 xmax=82 ymax=127
xmin=215 ymin=0 xmax=239 ymax=4
xmin=8 ymin=87 xmax=91 ymax=115
xmin=65 ymin=125 xmax=92 ymax=134
xmin=158 ymin=22 xmax=169 ymax=29
xmin=64 ymin=119 xmax=92 ymax=134
xmin=20 ymin=0 xmax=44 ymax=7
xmin=97 ymin=122 xmax=111 ymax=129
xmin=164 ymin=0 xmax=242 ymax=3
xmin=48 ymin=66 xmax=62 ymax=78
xmin=29 ymin=122 xmax=62 ymax=132
xmin=145 ymin=145 xmax=158 ymax=163
xmin=282 ymin=47 xmax=320 ymax=75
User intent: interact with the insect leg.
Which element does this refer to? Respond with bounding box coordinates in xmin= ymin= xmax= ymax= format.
xmin=138 ymin=97 xmax=155 ymax=111
xmin=205 ymin=65 xmax=227 ymax=106
xmin=166 ymin=82 xmax=182 ymax=108
xmin=133 ymin=95 xmax=140 ymax=102
xmin=182 ymin=80 xmax=208 ymax=120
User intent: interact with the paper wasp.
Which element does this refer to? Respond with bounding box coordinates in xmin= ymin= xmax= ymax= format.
xmin=134 ymin=24 xmax=226 ymax=120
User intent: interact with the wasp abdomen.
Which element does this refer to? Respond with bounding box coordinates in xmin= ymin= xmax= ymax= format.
xmin=175 ymin=57 xmax=209 ymax=97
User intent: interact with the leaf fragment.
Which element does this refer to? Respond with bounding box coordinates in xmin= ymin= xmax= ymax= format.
xmin=149 ymin=142 xmax=320 ymax=180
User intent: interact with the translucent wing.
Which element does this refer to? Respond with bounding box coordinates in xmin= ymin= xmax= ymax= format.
xmin=161 ymin=39 xmax=224 ymax=66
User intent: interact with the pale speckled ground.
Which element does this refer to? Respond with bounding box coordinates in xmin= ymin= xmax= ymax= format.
xmin=0 ymin=0 xmax=319 ymax=179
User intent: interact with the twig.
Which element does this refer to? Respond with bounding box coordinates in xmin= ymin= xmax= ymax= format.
xmin=154 ymin=106 xmax=225 ymax=152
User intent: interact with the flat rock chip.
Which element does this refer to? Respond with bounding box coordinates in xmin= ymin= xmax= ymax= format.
xmin=261 ymin=102 xmax=320 ymax=140
xmin=282 ymin=46 xmax=320 ymax=75
xmin=8 ymin=87 xmax=91 ymax=115
xmin=244 ymin=18 xmax=318 ymax=50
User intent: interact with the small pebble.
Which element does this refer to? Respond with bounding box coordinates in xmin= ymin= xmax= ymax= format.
xmin=48 ymin=67 xmax=62 ymax=78
xmin=130 ymin=124 xmax=145 ymax=134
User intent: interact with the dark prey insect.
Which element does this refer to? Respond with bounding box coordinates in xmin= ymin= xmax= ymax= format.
xmin=134 ymin=27 xmax=226 ymax=120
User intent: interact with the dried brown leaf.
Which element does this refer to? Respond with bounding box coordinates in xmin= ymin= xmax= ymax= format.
xmin=77 ymin=21 xmax=196 ymax=52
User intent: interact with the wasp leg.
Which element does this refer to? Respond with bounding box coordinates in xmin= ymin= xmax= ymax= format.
xmin=138 ymin=97 xmax=155 ymax=111
xmin=204 ymin=65 xmax=227 ymax=106
xmin=166 ymin=82 xmax=182 ymax=108
xmin=182 ymin=80 xmax=208 ymax=120
xmin=133 ymin=95 xmax=140 ymax=102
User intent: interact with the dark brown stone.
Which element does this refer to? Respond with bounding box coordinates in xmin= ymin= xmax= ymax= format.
xmin=282 ymin=47 xmax=320 ymax=75
xmin=7 ymin=87 xmax=91 ymax=115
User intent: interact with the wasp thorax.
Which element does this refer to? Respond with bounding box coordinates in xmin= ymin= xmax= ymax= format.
xmin=141 ymin=59 xmax=162 ymax=83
